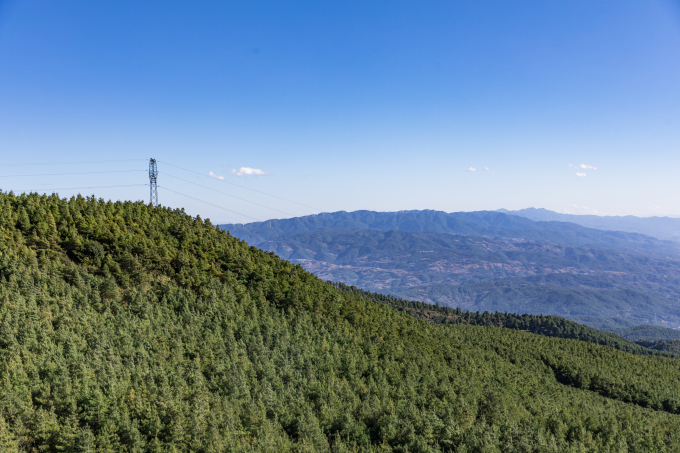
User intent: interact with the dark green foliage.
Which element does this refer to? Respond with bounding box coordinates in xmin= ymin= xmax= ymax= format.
xmin=610 ymin=324 xmax=680 ymax=341
xmin=635 ymin=340 xmax=680 ymax=354
xmin=333 ymin=283 xmax=677 ymax=358
xmin=565 ymin=316 xmax=639 ymax=330
xmin=2 ymin=192 xmax=680 ymax=451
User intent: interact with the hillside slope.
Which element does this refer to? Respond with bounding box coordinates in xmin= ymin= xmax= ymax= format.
xmin=332 ymin=282 xmax=677 ymax=358
xmin=635 ymin=340 xmax=680 ymax=354
xmin=610 ymin=324 xmax=680 ymax=341
xmin=2 ymin=193 xmax=680 ymax=451
xmin=392 ymin=281 xmax=679 ymax=329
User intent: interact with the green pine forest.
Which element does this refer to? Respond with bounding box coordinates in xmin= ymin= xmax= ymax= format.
xmin=330 ymin=283 xmax=679 ymax=358
xmin=610 ymin=325 xmax=680 ymax=342
xmin=2 ymin=191 xmax=680 ymax=451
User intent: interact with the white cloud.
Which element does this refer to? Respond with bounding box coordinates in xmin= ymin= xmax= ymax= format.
xmin=570 ymin=163 xmax=597 ymax=170
xmin=483 ymin=166 xmax=495 ymax=174
xmin=467 ymin=167 xmax=477 ymax=172
xmin=209 ymin=171 xmax=225 ymax=180
xmin=560 ymin=204 xmax=600 ymax=215
xmin=575 ymin=172 xmax=587 ymax=177
xmin=232 ymin=167 xmax=270 ymax=177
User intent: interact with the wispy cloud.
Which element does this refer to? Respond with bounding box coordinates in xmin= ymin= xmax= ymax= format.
xmin=483 ymin=166 xmax=495 ymax=174
xmin=467 ymin=167 xmax=477 ymax=172
xmin=575 ymin=172 xmax=587 ymax=177
xmin=232 ymin=167 xmax=270 ymax=177
xmin=560 ymin=204 xmax=600 ymax=215
xmin=570 ymin=163 xmax=597 ymax=170
xmin=209 ymin=171 xmax=225 ymax=180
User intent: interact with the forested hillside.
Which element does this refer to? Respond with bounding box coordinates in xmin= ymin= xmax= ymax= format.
xmin=3 ymin=192 xmax=680 ymax=451
xmin=333 ymin=283 xmax=677 ymax=358
xmin=610 ymin=324 xmax=680 ymax=341
xmin=222 ymin=211 xmax=680 ymax=329
xmin=391 ymin=280 xmax=679 ymax=330
xmin=635 ymin=340 xmax=680 ymax=355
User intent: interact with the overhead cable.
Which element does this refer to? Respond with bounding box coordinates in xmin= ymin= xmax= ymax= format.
xmin=2 ymin=184 xmax=147 ymax=195
xmin=0 ymin=159 xmax=147 ymax=166
xmin=163 ymin=172 xmax=296 ymax=217
xmin=158 ymin=185 xmax=260 ymax=222
xmin=157 ymin=160 xmax=322 ymax=212
xmin=43 ymin=184 xmax=147 ymax=191
xmin=0 ymin=170 xmax=146 ymax=177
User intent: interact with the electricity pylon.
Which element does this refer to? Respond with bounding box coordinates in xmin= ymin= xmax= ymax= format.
xmin=149 ymin=158 xmax=158 ymax=207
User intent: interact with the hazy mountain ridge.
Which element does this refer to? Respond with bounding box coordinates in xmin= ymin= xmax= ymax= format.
xmin=224 ymin=209 xmax=680 ymax=256
xmin=221 ymin=210 xmax=680 ymax=329
xmin=500 ymin=207 xmax=680 ymax=242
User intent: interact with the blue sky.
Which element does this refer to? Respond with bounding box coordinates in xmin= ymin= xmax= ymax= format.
xmin=1 ymin=0 xmax=679 ymax=222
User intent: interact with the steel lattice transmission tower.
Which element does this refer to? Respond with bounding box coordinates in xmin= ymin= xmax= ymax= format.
xmin=149 ymin=158 xmax=158 ymax=207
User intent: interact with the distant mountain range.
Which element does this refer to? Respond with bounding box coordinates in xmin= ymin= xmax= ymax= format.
xmin=220 ymin=209 xmax=680 ymax=330
xmin=499 ymin=208 xmax=680 ymax=242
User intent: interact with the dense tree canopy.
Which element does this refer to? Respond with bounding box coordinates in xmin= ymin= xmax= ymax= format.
xmin=1 ymin=191 xmax=680 ymax=451
xmin=333 ymin=283 xmax=677 ymax=358
xmin=610 ymin=324 xmax=680 ymax=341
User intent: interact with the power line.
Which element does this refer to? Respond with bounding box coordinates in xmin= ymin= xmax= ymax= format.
xmin=163 ymin=172 xmax=297 ymax=217
xmin=0 ymin=170 xmax=146 ymax=177
xmin=157 ymin=160 xmax=322 ymax=212
xmin=22 ymin=184 xmax=147 ymax=191
xmin=2 ymin=184 xmax=148 ymax=196
xmin=0 ymin=159 xmax=147 ymax=166
xmin=158 ymin=185 xmax=261 ymax=222
xmin=0 ymin=158 xmax=321 ymax=221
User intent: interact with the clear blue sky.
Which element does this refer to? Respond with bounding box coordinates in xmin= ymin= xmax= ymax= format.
xmin=1 ymin=1 xmax=679 ymax=222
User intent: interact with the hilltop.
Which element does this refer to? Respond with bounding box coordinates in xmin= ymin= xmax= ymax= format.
xmin=3 ymin=192 xmax=680 ymax=451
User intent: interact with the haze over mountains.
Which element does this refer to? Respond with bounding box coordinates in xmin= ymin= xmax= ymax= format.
xmin=499 ymin=208 xmax=680 ymax=242
xmin=221 ymin=209 xmax=680 ymax=330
